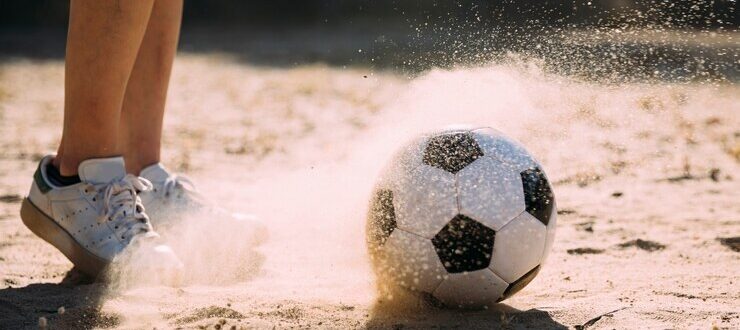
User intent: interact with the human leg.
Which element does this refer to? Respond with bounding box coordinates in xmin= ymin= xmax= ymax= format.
xmin=55 ymin=0 xmax=155 ymax=176
xmin=119 ymin=0 xmax=184 ymax=175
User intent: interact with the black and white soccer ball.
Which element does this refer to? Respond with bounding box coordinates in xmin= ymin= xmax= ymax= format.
xmin=367 ymin=126 xmax=556 ymax=308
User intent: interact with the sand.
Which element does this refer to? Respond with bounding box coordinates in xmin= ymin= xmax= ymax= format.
xmin=1 ymin=37 xmax=739 ymax=329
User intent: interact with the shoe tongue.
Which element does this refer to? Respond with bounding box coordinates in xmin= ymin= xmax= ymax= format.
xmin=78 ymin=156 xmax=127 ymax=184
xmin=139 ymin=163 xmax=171 ymax=183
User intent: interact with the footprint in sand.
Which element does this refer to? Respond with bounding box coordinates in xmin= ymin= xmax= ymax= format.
xmin=617 ymin=239 xmax=666 ymax=252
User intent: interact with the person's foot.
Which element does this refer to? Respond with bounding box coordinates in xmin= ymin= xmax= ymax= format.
xmin=20 ymin=156 xmax=182 ymax=278
xmin=138 ymin=163 xmax=266 ymax=241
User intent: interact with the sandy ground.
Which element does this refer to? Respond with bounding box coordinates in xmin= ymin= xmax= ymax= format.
xmin=1 ymin=33 xmax=739 ymax=329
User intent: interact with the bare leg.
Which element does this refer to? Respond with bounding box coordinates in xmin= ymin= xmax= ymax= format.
xmin=119 ymin=0 xmax=183 ymax=175
xmin=55 ymin=0 xmax=155 ymax=176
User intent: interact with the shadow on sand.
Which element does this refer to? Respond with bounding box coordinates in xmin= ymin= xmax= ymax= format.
xmin=365 ymin=288 xmax=567 ymax=329
xmin=0 ymin=269 xmax=116 ymax=330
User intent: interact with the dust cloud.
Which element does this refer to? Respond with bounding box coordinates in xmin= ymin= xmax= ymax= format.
xmin=98 ymin=54 xmax=737 ymax=327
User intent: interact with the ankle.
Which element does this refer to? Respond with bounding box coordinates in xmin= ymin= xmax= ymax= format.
xmin=46 ymin=162 xmax=82 ymax=186
xmin=56 ymin=156 xmax=80 ymax=177
xmin=124 ymin=154 xmax=160 ymax=176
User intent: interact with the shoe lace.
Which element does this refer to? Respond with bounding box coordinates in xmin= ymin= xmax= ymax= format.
xmin=154 ymin=172 xmax=257 ymax=223
xmin=95 ymin=174 xmax=154 ymax=240
xmin=162 ymin=174 xmax=196 ymax=198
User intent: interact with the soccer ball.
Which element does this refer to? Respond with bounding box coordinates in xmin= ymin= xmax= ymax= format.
xmin=366 ymin=126 xmax=556 ymax=308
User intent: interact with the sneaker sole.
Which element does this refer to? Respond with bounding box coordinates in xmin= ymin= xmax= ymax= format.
xmin=20 ymin=198 xmax=108 ymax=277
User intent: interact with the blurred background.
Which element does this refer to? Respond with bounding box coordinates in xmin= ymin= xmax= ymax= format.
xmin=0 ymin=0 xmax=737 ymax=80
xmin=1 ymin=1 xmax=736 ymax=28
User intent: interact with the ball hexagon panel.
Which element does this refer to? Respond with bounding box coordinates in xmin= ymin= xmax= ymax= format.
xmin=383 ymin=136 xmax=429 ymax=179
xmin=498 ymin=265 xmax=541 ymax=302
xmin=432 ymin=269 xmax=508 ymax=308
xmin=458 ymin=156 xmax=526 ymax=231
xmin=393 ymin=164 xmax=459 ymax=239
xmin=471 ymin=128 xmax=540 ymax=172
xmin=432 ymin=214 xmax=496 ymax=273
xmin=422 ymin=132 xmax=484 ymax=174
xmin=520 ymin=167 xmax=555 ymax=226
xmin=378 ymin=135 xmax=429 ymax=189
xmin=489 ymin=212 xmax=547 ymax=283
xmin=366 ymin=189 xmax=397 ymax=247
xmin=426 ymin=125 xmax=479 ymax=136
xmin=381 ymin=229 xmax=448 ymax=293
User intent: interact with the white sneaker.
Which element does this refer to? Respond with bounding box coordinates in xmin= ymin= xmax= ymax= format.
xmin=138 ymin=163 xmax=266 ymax=240
xmin=20 ymin=156 xmax=182 ymax=277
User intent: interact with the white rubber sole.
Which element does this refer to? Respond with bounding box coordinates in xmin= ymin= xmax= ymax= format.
xmin=20 ymin=198 xmax=108 ymax=277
